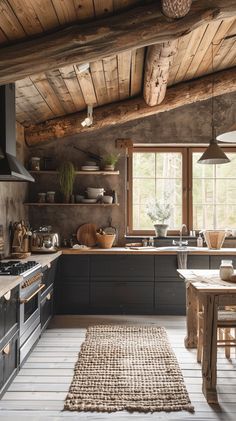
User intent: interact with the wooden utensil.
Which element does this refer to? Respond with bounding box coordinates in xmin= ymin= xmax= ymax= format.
xmin=76 ymin=223 xmax=97 ymax=247
xmin=103 ymin=217 xmax=117 ymax=244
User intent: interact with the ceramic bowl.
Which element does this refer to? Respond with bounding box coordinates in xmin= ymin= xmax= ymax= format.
xmin=87 ymin=187 xmax=104 ymax=199
xmin=103 ymin=195 xmax=113 ymax=204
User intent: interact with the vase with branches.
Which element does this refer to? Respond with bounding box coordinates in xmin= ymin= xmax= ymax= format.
xmin=58 ymin=161 xmax=75 ymax=203
xmin=146 ymin=195 xmax=172 ymax=237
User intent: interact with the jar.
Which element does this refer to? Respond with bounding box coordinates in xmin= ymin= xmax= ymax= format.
xmin=220 ymin=260 xmax=234 ymax=281
xmin=142 ymin=238 xmax=148 ymax=247
xmin=31 ymin=157 xmax=40 ymax=171
xmin=46 ymin=191 xmax=55 ymax=203
xmin=37 ymin=192 xmax=46 ymax=203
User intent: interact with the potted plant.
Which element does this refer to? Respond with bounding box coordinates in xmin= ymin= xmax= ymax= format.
xmin=58 ymin=161 xmax=75 ymax=203
xmin=146 ymin=196 xmax=172 ymax=237
xmin=102 ymin=153 xmax=120 ymax=171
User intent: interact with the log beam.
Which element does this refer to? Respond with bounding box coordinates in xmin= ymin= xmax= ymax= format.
xmin=25 ymin=67 xmax=236 ymax=146
xmin=144 ymin=1 xmax=192 ymax=107
xmin=162 ymin=0 xmax=192 ymax=18
xmin=0 ymin=0 xmax=236 ymax=85
xmin=143 ymin=40 xmax=178 ymax=106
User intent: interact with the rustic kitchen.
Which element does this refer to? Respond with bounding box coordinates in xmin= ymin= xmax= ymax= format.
xmin=1 ymin=1 xmax=236 ymax=420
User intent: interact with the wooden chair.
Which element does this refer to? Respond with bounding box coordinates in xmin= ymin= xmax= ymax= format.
xmin=197 ymin=309 xmax=236 ymax=363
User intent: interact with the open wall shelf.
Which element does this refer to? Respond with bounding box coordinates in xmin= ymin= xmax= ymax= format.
xmin=24 ymin=203 xmax=119 ymax=207
xmin=30 ymin=170 xmax=119 ymax=175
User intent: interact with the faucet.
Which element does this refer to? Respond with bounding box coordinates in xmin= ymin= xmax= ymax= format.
xmin=173 ymin=224 xmax=188 ymax=248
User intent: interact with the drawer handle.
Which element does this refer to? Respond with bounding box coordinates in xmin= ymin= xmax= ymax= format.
xmin=46 ymin=293 xmax=51 ymax=300
xmin=2 ymin=344 xmax=10 ymax=355
xmin=3 ymin=291 xmax=11 ymax=301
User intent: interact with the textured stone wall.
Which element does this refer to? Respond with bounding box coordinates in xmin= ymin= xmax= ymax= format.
xmin=27 ymin=92 xmax=236 ymax=245
xmin=0 ymin=124 xmax=29 ymax=257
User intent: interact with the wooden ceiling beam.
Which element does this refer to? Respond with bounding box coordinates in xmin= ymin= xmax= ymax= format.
xmin=144 ymin=0 xmax=192 ymax=107
xmin=25 ymin=66 xmax=236 ymax=146
xmin=143 ymin=40 xmax=178 ymax=106
xmin=0 ymin=0 xmax=236 ymax=85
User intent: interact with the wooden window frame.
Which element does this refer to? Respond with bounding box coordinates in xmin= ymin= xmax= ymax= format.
xmin=127 ymin=146 xmax=188 ymax=236
xmin=127 ymin=146 xmax=236 ymax=236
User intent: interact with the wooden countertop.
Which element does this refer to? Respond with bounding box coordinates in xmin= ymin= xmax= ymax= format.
xmin=61 ymin=247 xmax=236 ymax=255
xmin=0 ymin=251 xmax=61 ymax=299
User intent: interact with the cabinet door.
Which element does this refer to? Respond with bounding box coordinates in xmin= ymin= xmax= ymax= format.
xmin=210 ymin=255 xmax=236 ymax=269
xmin=4 ymin=287 xmax=18 ymax=337
xmin=3 ymin=334 xmax=18 ymax=386
xmin=155 ymin=256 xmax=178 ymax=278
xmin=187 ymin=255 xmax=209 ymax=269
xmin=91 ymin=255 xmax=154 ymax=281
xmin=41 ymin=289 xmax=54 ymax=330
xmin=155 ymin=280 xmax=186 ymax=315
xmin=91 ymin=281 xmax=154 ymax=314
xmin=59 ymin=255 xmax=90 ymax=280
xmin=55 ymin=282 xmax=90 ymax=314
xmin=42 ymin=259 xmax=58 ymax=290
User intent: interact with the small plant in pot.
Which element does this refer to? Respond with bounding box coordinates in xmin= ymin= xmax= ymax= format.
xmin=102 ymin=153 xmax=120 ymax=171
xmin=146 ymin=196 xmax=172 ymax=237
xmin=58 ymin=161 xmax=75 ymax=203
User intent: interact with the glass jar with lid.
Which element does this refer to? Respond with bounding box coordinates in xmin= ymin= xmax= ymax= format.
xmin=37 ymin=192 xmax=46 ymax=203
xmin=31 ymin=157 xmax=41 ymax=171
xmin=46 ymin=191 xmax=56 ymax=203
xmin=220 ymin=260 xmax=234 ymax=281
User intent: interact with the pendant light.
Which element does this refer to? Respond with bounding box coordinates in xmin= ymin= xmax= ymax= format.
xmin=198 ymin=43 xmax=230 ymax=165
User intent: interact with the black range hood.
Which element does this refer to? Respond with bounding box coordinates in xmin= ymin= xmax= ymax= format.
xmin=0 ymin=84 xmax=34 ymax=182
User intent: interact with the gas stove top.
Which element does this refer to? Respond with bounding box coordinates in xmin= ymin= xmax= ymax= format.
xmin=0 ymin=260 xmax=39 ymax=276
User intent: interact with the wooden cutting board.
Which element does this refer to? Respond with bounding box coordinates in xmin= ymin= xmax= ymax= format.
xmin=76 ymin=223 xmax=97 ymax=247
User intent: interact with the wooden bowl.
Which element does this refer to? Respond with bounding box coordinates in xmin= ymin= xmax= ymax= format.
xmin=96 ymin=233 xmax=116 ymax=249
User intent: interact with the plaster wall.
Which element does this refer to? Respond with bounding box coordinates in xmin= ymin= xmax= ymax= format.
xmin=27 ymin=92 xmax=236 ymax=245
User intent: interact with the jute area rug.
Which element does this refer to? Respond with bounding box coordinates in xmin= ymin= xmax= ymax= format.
xmin=64 ymin=325 xmax=194 ymax=413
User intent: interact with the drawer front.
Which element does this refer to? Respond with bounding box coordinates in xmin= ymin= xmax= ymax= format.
xmin=3 ymin=286 xmax=19 ymax=338
xmin=155 ymin=281 xmax=186 ymax=315
xmin=210 ymin=255 xmax=236 ymax=269
xmin=91 ymin=255 xmax=154 ymax=280
xmin=59 ymin=255 xmax=90 ymax=279
xmin=42 ymin=259 xmax=58 ymax=290
xmin=55 ymin=282 xmax=90 ymax=314
xmin=41 ymin=289 xmax=54 ymax=330
xmin=187 ymin=255 xmax=209 ymax=269
xmin=0 ymin=332 xmax=18 ymax=394
xmin=91 ymin=281 xmax=154 ymax=309
xmin=155 ymin=255 xmax=178 ymax=277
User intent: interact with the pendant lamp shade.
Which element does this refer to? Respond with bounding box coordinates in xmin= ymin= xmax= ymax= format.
xmin=197 ymin=139 xmax=230 ymax=164
xmin=197 ymin=42 xmax=230 ymax=165
xmin=217 ymin=130 xmax=236 ymax=143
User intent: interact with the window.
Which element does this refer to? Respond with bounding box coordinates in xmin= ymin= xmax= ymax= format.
xmin=127 ymin=147 xmax=236 ymax=234
xmin=192 ymin=151 xmax=236 ymax=230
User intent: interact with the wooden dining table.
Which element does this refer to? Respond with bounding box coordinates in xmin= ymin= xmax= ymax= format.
xmin=178 ymin=269 xmax=236 ymax=404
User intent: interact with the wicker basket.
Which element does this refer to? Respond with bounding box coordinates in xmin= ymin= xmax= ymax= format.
xmin=203 ymin=230 xmax=226 ymax=249
xmin=96 ymin=233 xmax=116 ymax=249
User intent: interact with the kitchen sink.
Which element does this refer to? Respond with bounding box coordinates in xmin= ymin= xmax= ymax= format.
xmin=155 ymin=246 xmax=205 ymax=251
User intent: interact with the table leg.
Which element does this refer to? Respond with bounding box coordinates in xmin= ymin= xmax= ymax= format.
xmin=201 ymin=294 xmax=218 ymax=404
xmin=185 ymin=282 xmax=198 ymax=348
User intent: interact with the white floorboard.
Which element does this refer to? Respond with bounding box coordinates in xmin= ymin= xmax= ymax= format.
xmin=0 ymin=315 xmax=236 ymax=420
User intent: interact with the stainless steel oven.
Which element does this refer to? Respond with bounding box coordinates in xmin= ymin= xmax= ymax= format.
xmin=19 ymin=265 xmax=44 ymax=364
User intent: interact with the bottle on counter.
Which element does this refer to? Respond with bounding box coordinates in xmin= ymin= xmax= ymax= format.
xmin=31 ymin=157 xmax=41 ymax=171
xmin=220 ymin=260 xmax=234 ymax=281
xmin=197 ymin=234 xmax=203 ymax=247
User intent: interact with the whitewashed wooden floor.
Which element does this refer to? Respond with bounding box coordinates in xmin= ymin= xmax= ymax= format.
xmin=1 ymin=315 xmax=236 ymax=421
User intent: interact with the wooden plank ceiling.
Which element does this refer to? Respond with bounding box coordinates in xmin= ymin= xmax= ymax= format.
xmin=0 ymin=0 xmax=236 ymax=125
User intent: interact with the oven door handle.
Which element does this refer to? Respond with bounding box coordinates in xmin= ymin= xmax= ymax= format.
xmin=20 ymin=284 xmax=45 ymax=304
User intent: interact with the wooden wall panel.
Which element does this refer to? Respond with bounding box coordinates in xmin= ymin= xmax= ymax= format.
xmin=90 ymin=61 xmax=109 ymax=105
xmin=60 ymin=65 xmax=86 ymax=110
xmin=103 ymin=56 xmax=119 ymax=103
xmin=130 ymin=48 xmax=145 ymax=97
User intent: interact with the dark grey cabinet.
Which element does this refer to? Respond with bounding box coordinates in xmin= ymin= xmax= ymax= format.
xmin=90 ymin=255 xmax=154 ymax=314
xmin=0 ymin=286 xmax=19 ymax=345
xmin=41 ymin=288 xmax=54 ymax=331
xmin=210 ymin=255 xmax=236 ymax=269
xmin=55 ymin=255 xmax=90 ymax=314
xmin=42 ymin=259 xmax=57 ymax=291
xmin=0 ymin=331 xmax=19 ymax=397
